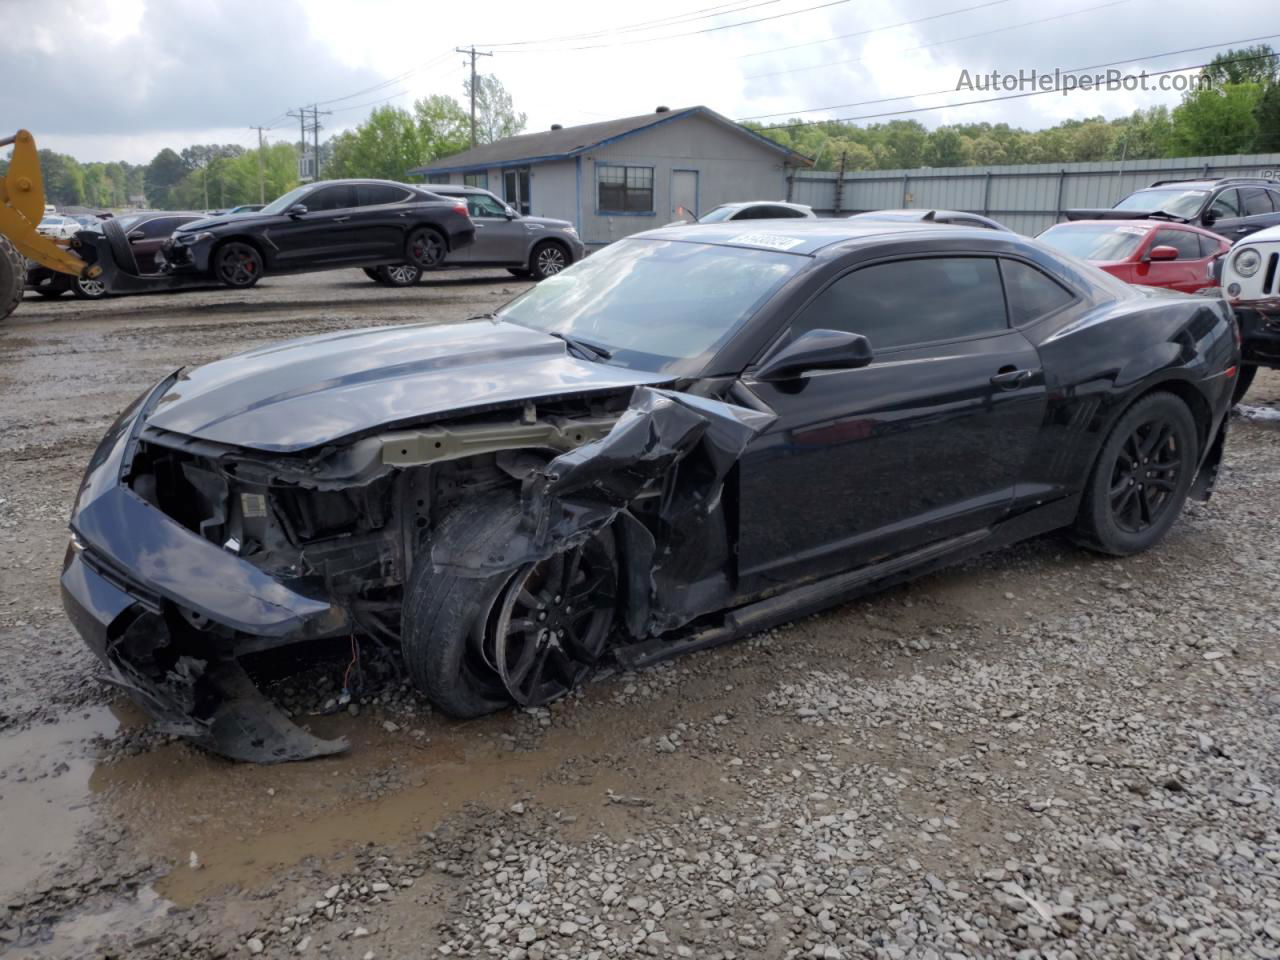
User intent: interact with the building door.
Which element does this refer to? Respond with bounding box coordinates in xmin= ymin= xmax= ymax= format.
xmin=671 ymin=169 xmax=698 ymax=221
xmin=503 ymin=167 xmax=531 ymax=215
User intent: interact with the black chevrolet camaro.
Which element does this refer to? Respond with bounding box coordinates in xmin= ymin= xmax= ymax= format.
xmin=61 ymin=221 xmax=1239 ymax=761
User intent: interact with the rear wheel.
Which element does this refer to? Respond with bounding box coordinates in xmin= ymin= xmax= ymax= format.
xmin=375 ymin=263 xmax=422 ymax=287
xmin=507 ymin=267 xmax=532 ymax=279
xmin=1232 ymin=364 xmax=1258 ymax=406
xmin=362 ymin=267 xmax=385 ymax=285
xmin=1 ymin=235 xmax=26 ymax=322
xmin=1073 ymin=392 xmax=1198 ymax=556
xmin=70 ymin=274 xmax=108 ymax=300
xmin=213 ymin=242 xmax=263 ymax=288
xmin=529 ymin=241 xmax=570 ymax=280
xmin=405 ymin=227 xmax=447 ymax=270
xmin=401 ymin=496 xmax=618 ymax=717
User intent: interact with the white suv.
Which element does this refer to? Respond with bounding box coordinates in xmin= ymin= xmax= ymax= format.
xmin=1219 ymin=224 xmax=1280 ymax=402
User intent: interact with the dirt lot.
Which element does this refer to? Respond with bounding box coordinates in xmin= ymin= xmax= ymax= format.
xmin=1 ymin=273 xmax=1278 ymax=960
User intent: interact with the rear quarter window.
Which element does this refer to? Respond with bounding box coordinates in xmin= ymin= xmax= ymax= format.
xmin=1000 ymin=259 xmax=1076 ymax=325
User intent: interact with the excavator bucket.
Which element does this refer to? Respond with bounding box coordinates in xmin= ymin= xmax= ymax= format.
xmin=1 ymin=130 xmax=96 ymax=280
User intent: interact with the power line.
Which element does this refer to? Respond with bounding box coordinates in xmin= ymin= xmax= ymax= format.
xmin=457 ymin=47 xmax=495 ymax=147
xmin=495 ymin=0 xmax=859 ymax=53
xmin=477 ymin=0 xmax=782 ymax=48
xmin=737 ymin=0 xmax=1014 ymax=59
xmin=742 ymin=33 xmax=1280 ymax=122
xmin=749 ymin=47 xmax=1280 ymax=131
xmin=744 ymin=0 xmax=1131 ymax=81
xmin=314 ymin=50 xmax=456 ymax=107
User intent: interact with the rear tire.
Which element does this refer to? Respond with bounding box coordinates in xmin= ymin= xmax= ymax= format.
xmin=70 ymin=274 xmax=108 ymax=300
xmin=1072 ymin=392 xmax=1198 ymax=556
xmin=213 ymin=241 xmax=263 ymax=289
xmin=1232 ymin=364 xmax=1258 ymax=406
xmin=507 ymin=267 xmax=532 ymax=279
xmin=375 ymin=263 xmax=422 ymax=287
xmin=363 ymin=267 xmax=386 ymax=285
xmin=1 ymin=235 xmax=26 ymax=322
xmin=405 ymin=227 xmax=447 ymax=270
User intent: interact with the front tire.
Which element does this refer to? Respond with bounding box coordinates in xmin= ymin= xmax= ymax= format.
xmin=1073 ymin=392 xmax=1198 ymax=556
xmin=70 ymin=274 xmax=108 ymax=300
xmin=1 ymin=235 xmax=26 ymax=322
xmin=401 ymin=496 xmax=618 ymax=717
xmin=363 ymin=267 xmax=386 ymax=285
xmin=213 ymin=241 xmax=263 ymax=288
xmin=529 ymin=241 xmax=570 ymax=280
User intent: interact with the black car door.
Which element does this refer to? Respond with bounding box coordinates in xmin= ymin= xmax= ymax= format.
xmin=735 ymin=254 xmax=1048 ymax=591
xmin=354 ymin=183 xmax=415 ymax=262
xmin=1204 ymin=188 xmax=1246 ymax=239
xmin=270 ymin=184 xmax=362 ymax=265
xmin=127 ymin=216 xmax=190 ymax=273
xmin=1231 ymin=186 xmax=1280 ymax=240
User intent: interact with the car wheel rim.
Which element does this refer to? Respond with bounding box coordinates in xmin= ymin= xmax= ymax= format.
xmin=489 ymin=539 xmax=615 ymax=706
xmin=387 ymin=265 xmax=418 ymax=284
xmin=411 ymin=234 xmax=444 ymax=267
xmin=537 ymin=247 xmax=566 ymax=275
xmin=1108 ymin=417 xmax=1182 ymax=534
xmin=78 ymin=278 xmax=105 ymax=296
xmin=219 ymin=246 xmax=258 ymax=285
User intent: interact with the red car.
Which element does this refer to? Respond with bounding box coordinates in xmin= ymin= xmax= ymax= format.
xmin=1036 ymin=219 xmax=1229 ymax=294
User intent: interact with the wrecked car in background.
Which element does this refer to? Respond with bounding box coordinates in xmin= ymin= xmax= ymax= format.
xmin=61 ymin=220 xmax=1239 ymax=762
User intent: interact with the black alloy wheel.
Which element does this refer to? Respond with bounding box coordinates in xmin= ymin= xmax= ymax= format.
xmin=405 ymin=228 xmax=447 ymax=269
xmin=490 ymin=538 xmax=617 ymax=706
xmin=1108 ymin=417 xmax=1184 ymax=534
xmin=1073 ymin=391 xmax=1198 ymax=556
xmin=214 ymin=242 xmax=263 ymax=288
xmin=530 ymin=242 xmax=568 ymax=280
xmin=376 ymin=263 xmax=423 ymax=287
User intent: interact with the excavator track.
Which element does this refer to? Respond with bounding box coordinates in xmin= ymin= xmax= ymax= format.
xmin=0 ymin=234 xmax=23 ymax=323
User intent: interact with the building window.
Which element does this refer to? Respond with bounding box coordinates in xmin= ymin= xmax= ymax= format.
xmin=463 ymin=172 xmax=488 ymax=189
xmin=598 ymin=165 xmax=654 ymax=214
xmin=503 ymin=167 xmax=531 ymax=215
xmin=427 ymin=173 xmax=449 ymax=184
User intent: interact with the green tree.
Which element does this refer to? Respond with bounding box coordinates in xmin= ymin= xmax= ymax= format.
xmin=37 ymin=150 xmax=85 ymax=206
xmin=1202 ymin=44 xmax=1279 ymax=88
xmin=1253 ymin=84 xmax=1280 ymax=151
xmin=465 ymin=74 xmax=526 ymax=144
xmin=414 ymin=95 xmax=471 ymax=161
xmin=922 ymin=127 xmax=970 ymax=167
xmin=1170 ymin=83 xmax=1263 ymax=155
xmin=145 ymin=148 xmax=187 ymax=208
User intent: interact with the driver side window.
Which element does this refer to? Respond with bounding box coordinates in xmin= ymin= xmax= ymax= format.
xmin=789 ymin=257 xmax=1008 ymax=353
xmin=306 ymin=185 xmax=356 ymax=211
xmin=1209 ymin=189 xmax=1241 ymax=219
xmin=467 ymin=194 xmax=509 ymax=217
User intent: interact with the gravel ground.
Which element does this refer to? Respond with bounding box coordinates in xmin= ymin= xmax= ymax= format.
xmin=1 ymin=274 xmax=1277 ymax=960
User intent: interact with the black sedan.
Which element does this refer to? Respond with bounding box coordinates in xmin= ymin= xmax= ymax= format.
xmin=159 ymin=179 xmax=475 ymax=288
xmin=61 ymin=220 xmax=1238 ymax=761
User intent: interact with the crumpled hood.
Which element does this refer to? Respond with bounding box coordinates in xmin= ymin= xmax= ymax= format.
xmin=145 ymin=320 xmax=668 ymax=452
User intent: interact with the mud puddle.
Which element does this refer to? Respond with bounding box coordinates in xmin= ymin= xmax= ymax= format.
xmin=6 ymin=885 xmax=171 ymax=960
xmin=0 ymin=706 xmax=120 ymax=904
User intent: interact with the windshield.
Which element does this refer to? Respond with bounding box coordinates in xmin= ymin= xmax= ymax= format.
xmin=1038 ymin=223 xmax=1147 ymax=261
xmin=259 ymin=185 xmax=312 ymax=216
xmin=695 ymin=205 xmax=738 ymax=223
xmin=497 ymin=238 xmax=806 ymax=375
xmin=1113 ymin=188 xmax=1207 ymax=218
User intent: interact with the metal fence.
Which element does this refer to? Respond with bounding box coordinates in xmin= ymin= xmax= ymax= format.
xmin=788 ymin=153 xmax=1280 ymax=235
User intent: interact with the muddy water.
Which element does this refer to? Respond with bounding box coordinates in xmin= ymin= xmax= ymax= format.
xmin=0 ymin=706 xmax=120 ymax=904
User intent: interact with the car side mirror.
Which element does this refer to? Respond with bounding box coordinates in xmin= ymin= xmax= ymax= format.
xmin=504 ymin=206 xmax=517 ymax=219
xmin=1148 ymin=245 xmax=1179 ymax=261
xmin=288 ymin=203 xmax=308 ymax=218
xmin=127 ymin=229 xmax=145 ymax=241
xmin=1201 ymin=210 xmax=1216 ymax=227
xmin=755 ymin=329 xmax=873 ymax=382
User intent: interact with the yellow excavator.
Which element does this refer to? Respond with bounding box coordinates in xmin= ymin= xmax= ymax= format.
xmin=0 ymin=130 xmax=102 ymax=322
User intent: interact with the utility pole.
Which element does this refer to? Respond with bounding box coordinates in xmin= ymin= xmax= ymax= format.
xmin=287 ymin=106 xmax=330 ymax=182
xmin=456 ymin=46 xmax=493 ymax=147
xmin=250 ymin=126 xmax=268 ymax=203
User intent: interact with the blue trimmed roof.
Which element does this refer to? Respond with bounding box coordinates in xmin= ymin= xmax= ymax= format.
xmin=407 ymin=106 xmax=810 ymax=175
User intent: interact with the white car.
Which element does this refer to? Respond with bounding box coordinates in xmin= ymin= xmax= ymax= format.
xmin=36 ymin=215 xmax=81 ymax=240
xmin=1218 ymin=223 xmax=1280 ymax=403
xmin=666 ymin=201 xmax=815 ymax=226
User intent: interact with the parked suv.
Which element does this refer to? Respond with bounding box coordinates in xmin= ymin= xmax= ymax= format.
xmin=1218 ymin=223 xmax=1280 ymax=402
xmin=365 ymin=184 xmax=583 ymax=286
xmin=1066 ymin=177 xmax=1280 ymax=243
xmin=161 ymin=179 xmax=475 ymax=288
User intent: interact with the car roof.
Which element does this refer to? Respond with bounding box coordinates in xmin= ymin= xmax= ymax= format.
xmin=633 ymin=219 xmax=1024 ymax=257
xmin=713 ymin=200 xmax=811 ymax=209
xmin=423 ymin=183 xmax=488 ymax=193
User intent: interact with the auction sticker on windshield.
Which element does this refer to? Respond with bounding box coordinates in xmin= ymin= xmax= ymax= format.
xmin=727 ymin=233 xmax=805 ymax=251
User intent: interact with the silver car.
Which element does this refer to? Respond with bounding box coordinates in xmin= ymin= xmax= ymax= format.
xmin=365 ymin=184 xmax=584 ymax=286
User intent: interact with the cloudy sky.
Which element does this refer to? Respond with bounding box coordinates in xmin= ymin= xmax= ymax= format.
xmin=0 ymin=0 xmax=1270 ymax=164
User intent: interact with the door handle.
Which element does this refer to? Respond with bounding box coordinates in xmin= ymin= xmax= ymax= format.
xmin=990 ymin=366 xmax=1037 ymax=389
xmin=332 ymin=216 xmax=351 ymax=223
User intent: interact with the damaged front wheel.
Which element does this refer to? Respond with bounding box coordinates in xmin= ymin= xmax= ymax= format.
xmin=401 ymin=496 xmax=619 ymax=717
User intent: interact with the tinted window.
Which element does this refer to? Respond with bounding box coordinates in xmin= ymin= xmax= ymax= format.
xmin=1198 ymin=233 xmax=1223 ymax=258
xmin=1151 ymin=228 xmax=1201 ymax=260
xmin=307 ymin=185 xmax=356 ymax=211
xmin=1241 ymin=187 xmax=1275 ymax=217
xmin=357 ymin=184 xmax=409 ymax=206
xmin=791 ymin=257 xmax=1007 ymax=352
xmin=1114 ymin=188 xmax=1207 ymax=218
xmin=1001 ymin=259 xmax=1075 ymax=324
xmin=733 ymin=205 xmax=798 ymax=220
xmin=466 ymin=193 xmax=509 ymax=217
xmin=1209 ymin=189 xmax=1242 ymax=219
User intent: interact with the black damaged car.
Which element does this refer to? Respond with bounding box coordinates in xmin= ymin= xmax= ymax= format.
xmin=159 ymin=179 xmax=475 ymax=288
xmin=61 ymin=221 xmax=1239 ymax=762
